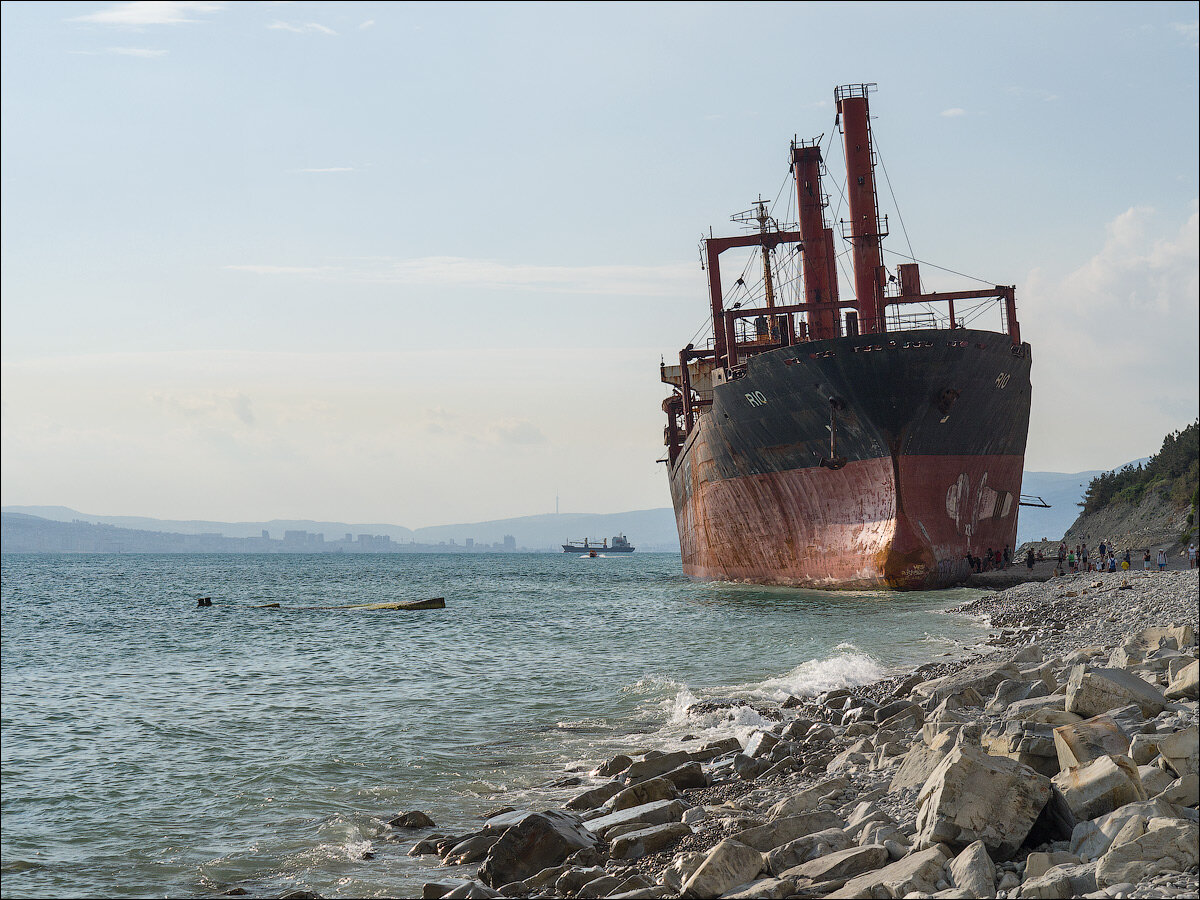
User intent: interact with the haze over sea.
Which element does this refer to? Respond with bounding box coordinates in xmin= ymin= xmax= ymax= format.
xmin=1 ymin=552 xmax=993 ymax=898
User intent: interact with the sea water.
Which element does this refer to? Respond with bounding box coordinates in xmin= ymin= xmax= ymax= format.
xmin=0 ymin=552 xmax=991 ymax=898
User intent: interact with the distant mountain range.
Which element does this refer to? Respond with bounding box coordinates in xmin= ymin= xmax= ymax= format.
xmin=1 ymin=465 xmax=1129 ymax=554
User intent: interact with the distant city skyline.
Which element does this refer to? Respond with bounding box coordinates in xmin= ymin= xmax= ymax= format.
xmin=2 ymin=2 xmax=1197 ymax=527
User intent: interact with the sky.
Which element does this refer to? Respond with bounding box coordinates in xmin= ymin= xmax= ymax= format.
xmin=2 ymin=1 xmax=1198 ymax=527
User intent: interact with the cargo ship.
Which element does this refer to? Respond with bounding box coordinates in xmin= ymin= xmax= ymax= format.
xmin=562 ymin=535 xmax=635 ymax=553
xmin=660 ymin=84 xmax=1032 ymax=590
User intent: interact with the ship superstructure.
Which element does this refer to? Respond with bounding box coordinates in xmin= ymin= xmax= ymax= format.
xmin=660 ymin=84 xmax=1032 ymax=589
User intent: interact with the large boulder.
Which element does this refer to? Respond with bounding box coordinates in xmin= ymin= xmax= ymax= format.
xmin=763 ymin=827 xmax=853 ymax=876
xmin=1017 ymin=862 xmax=1099 ymax=899
xmin=982 ymin=720 xmax=1059 ymax=777
xmin=732 ymin=810 xmax=844 ymax=852
xmin=680 ymin=839 xmax=764 ymax=899
xmin=1052 ymin=754 xmax=1146 ymax=820
xmin=826 ymin=845 xmax=951 ymax=899
xmin=583 ymin=799 xmax=686 ymax=840
xmin=947 ymin=840 xmax=996 ymax=898
xmin=1157 ymin=725 xmax=1199 ymax=778
xmin=565 ymin=781 xmax=623 ymax=811
xmin=913 ymin=656 xmax=1022 ymax=706
xmin=608 ymin=821 xmax=692 ymax=860
xmin=779 ymin=843 xmax=888 ymax=883
xmin=1065 ymin=666 xmax=1167 ymax=718
xmin=1164 ymin=659 xmax=1199 ymax=700
xmin=477 ymin=810 xmax=599 ymax=888
xmin=1052 ymin=715 xmax=1129 ymax=770
xmin=914 ymin=742 xmax=1051 ymax=860
xmin=606 ymin=776 xmax=677 ymax=812
xmin=620 ymin=750 xmax=692 ymax=784
xmin=1095 ymin=816 xmax=1200 ymax=887
xmin=889 ymin=730 xmax=957 ymax=791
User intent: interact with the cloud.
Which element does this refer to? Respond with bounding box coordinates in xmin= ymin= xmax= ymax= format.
xmin=70 ymin=1 xmax=224 ymax=26
xmin=151 ymin=390 xmax=256 ymax=427
xmin=1173 ymin=20 xmax=1199 ymax=48
xmin=940 ymin=107 xmax=966 ymax=118
xmin=106 ymin=46 xmax=168 ymax=56
xmin=223 ymin=256 xmax=695 ymax=297
xmin=358 ymin=19 xmax=376 ymax=30
xmin=268 ymin=20 xmax=337 ymax=35
xmin=487 ymin=419 xmax=547 ymax=445
xmin=295 ymin=166 xmax=355 ymax=173
xmin=1022 ymin=201 xmax=1199 ymax=470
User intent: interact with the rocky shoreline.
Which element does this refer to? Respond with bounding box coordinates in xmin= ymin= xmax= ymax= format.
xmin=398 ymin=570 xmax=1199 ymax=900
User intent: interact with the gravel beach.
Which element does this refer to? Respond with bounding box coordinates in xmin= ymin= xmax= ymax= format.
xmin=403 ymin=569 xmax=1199 ymax=900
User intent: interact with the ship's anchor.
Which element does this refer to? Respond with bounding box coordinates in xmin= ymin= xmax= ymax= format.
xmin=820 ymin=396 xmax=848 ymax=470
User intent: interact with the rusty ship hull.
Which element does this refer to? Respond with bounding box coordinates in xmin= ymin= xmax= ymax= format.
xmin=669 ymin=329 xmax=1031 ymax=590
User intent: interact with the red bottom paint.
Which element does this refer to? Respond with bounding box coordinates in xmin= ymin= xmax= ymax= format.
xmin=671 ymin=441 xmax=1023 ymax=590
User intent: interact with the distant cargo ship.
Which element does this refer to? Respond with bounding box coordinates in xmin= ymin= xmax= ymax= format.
xmin=562 ymin=535 xmax=635 ymax=553
xmin=660 ymin=84 xmax=1032 ymax=590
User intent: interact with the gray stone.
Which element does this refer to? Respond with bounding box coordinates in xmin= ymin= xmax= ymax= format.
xmin=1053 ymin=715 xmax=1130 ymax=770
xmin=982 ymin=720 xmax=1060 ymax=777
xmin=680 ymin=839 xmax=764 ymax=899
xmin=442 ymin=881 xmax=503 ymax=900
xmin=661 ymin=761 xmax=708 ymax=790
xmin=718 ymin=876 xmax=795 ymax=899
xmin=732 ymin=810 xmax=844 ymax=852
xmin=690 ymin=737 xmax=742 ymax=762
xmin=1153 ymin=772 xmax=1199 ymax=807
xmin=477 ymin=810 xmax=599 ymax=888
xmin=914 ymin=742 xmax=1052 ymax=860
xmin=1095 ymin=818 xmax=1199 ymax=887
xmin=780 ymin=843 xmax=888 ymax=883
xmin=1024 ymin=850 xmax=1082 ymax=879
xmin=947 ymin=840 xmax=995 ymax=898
xmin=763 ymin=827 xmax=852 ymax=876
xmin=593 ymin=754 xmax=633 ymax=777
xmin=391 ymin=810 xmax=437 ymax=828
xmin=443 ymin=833 xmax=500 ymax=865
xmin=914 ymin=656 xmax=1023 ymax=706
xmin=1157 ymin=725 xmax=1199 ymax=777
xmin=826 ymin=845 xmax=951 ymax=899
xmin=733 ymin=753 xmax=770 ymax=781
xmin=1166 ymin=658 xmax=1198 ymax=692
xmin=1139 ymin=763 xmax=1176 ymax=796
xmin=1052 ymin=754 xmax=1146 ymax=820
xmin=585 ymin=799 xmax=687 ymax=840
xmin=609 ymin=822 xmax=692 ymax=860
xmin=607 ymin=776 xmax=677 ymax=812
xmin=1065 ymin=666 xmax=1167 ymax=719
xmin=1016 ymin=862 xmax=1098 ymax=899
xmin=890 ymin=730 xmax=957 ymax=791
xmin=565 ymin=781 xmax=624 ymax=811
xmin=745 ymin=731 xmax=780 ymax=759
xmin=554 ymin=866 xmax=608 ymax=896
xmin=656 ymin=851 xmax=705 ymax=892
xmin=1128 ymin=732 xmax=1166 ymax=765
xmin=621 ymin=750 xmax=693 ymax=785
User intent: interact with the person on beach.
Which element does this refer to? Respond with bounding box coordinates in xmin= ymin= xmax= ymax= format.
xmin=1190 ymin=543 xmax=1197 ymax=568
xmin=1026 ymin=547 xmax=1035 ymax=569
xmin=1058 ymin=543 xmax=1067 ymax=566
xmin=1099 ymin=540 xmax=1107 ymax=558
xmin=1067 ymin=549 xmax=1076 ymax=573
xmin=1108 ymin=553 xmax=1117 ymax=572
xmin=1158 ymin=549 xmax=1167 ymax=571
xmin=1143 ymin=550 xmax=1152 ymax=570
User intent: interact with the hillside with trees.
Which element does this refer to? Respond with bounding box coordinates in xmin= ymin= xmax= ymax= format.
xmin=1064 ymin=421 xmax=1199 ymax=552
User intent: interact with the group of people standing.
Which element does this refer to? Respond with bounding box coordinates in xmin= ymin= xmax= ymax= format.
xmin=1055 ymin=540 xmax=1173 ymax=574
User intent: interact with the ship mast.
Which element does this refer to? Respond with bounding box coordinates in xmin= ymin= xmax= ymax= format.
xmin=731 ymin=198 xmax=778 ymax=310
xmin=791 ymin=137 xmax=840 ymax=340
xmin=836 ymin=83 xmax=888 ymax=335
